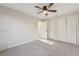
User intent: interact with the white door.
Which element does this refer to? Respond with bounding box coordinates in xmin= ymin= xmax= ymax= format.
xmin=37 ymin=20 xmax=47 ymax=39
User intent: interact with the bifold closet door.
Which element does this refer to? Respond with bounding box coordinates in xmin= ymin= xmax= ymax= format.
xmin=54 ymin=15 xmax=77 ymax=44
xmin=66 ymin=15 xmax=77 ymax=44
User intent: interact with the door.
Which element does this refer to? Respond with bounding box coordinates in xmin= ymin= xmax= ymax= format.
xmin=37 ymin=20 xmax=47 ymax=39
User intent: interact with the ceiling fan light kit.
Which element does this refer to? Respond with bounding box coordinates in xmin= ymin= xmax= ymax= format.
xmin=35 ymin=3 xmax=57 ymax=16
xmin=43 ymin=10 xmax=47 ymax=14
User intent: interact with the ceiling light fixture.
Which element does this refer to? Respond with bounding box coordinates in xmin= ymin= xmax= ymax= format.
xmin=43 ymin=10 xmax=47 ymax=14
xmin=43 ymin=10 xmax=48 ymax=16
xmin=35 ymin=3 xmax=57 ymax=15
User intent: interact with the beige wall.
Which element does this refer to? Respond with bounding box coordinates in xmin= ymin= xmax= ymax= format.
xmin=0 ymin=6 xmax=38 ymax=51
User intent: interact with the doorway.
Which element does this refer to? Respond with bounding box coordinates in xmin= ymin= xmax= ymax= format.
xmin=37 ymin=20 xmax=47 ymax=40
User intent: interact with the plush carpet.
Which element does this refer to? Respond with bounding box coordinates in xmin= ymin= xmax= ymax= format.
xmin=0 ymin=40 xmax=79 ymax=56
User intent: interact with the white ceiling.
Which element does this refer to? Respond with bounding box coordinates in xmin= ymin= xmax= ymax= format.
xmin=0 ymin=3 xmax=79 ymax=19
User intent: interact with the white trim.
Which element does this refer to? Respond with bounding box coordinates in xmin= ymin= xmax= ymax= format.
xmin=8 ymin=39 xmax=36 ymax=49
xmin=38 ymin=39 xmax=54 ymax=45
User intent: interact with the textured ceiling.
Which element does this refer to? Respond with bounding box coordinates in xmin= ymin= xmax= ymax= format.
xmin=0 ymin=3 xmax=79 ymax=20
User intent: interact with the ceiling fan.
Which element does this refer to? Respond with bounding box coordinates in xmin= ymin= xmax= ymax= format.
xmin=35 ymin=3 xmax=57 ymax=16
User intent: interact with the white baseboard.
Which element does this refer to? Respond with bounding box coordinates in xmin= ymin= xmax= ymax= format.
xmin=8 ymin=39 xmax=36 ymax=49
xmin=48 ymin=38 xmax=77 ymax=45
xmin=38 ymin=39 xmax=54 ymax=45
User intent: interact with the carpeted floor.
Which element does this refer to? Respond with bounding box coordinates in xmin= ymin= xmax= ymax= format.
xmin=0 ymin=40 xmax=79 ymax=56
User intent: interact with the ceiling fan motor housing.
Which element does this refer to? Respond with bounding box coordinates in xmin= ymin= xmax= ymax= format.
xmin=43 ymin=6 xmax=48 ymax=10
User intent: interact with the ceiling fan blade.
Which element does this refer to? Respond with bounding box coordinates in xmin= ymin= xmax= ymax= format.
xmin=37 ymin=11 xmax=43 ymax=14
xmin=48 ymin=10 xmax=57 ymax=12
xmin=48 ymin=3 xmax=54 ymax=9
xmin=35 ymin=6 xmax=43 ymax=10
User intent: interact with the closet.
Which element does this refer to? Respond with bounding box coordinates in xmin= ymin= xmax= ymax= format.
xmin=51 ymin=13 xmax=79 ymax=44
